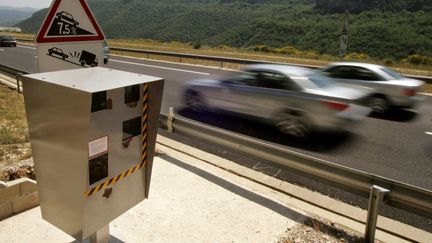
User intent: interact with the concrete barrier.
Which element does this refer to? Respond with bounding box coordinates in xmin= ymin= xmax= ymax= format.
xmin=0 ymin=178 xmax=39 ymax=220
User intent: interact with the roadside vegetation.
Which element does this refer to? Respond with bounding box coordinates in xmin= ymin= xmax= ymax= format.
xmin=0 ymin=85 xmax=31 ymax=170
xmin=16 ymin=0 xmax=432 ymax=63
xmin=108 ymin=38 xmax=432 ymax=77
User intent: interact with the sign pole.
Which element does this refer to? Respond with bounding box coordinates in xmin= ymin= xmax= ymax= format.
xmin=339 ymin=10 xmax=349 ymax=60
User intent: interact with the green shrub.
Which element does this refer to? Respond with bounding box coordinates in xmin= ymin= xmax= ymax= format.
xmin=304 ymin=51 xmax=320 ymax=59
xmin=193 ymin=42 xmax=202 ymax=49
xmin=272 ymin=45 xmax=301 ymax=55
xmin=252 ymin=45 xmax=272 ymax=53
xmin=383 ymin=58 xmax=394 ymax=66
xmin=344 ymin=52 xmax=370 ymax=60
xmin=401 ymin=54 xmax=432 ymax=65
xmin=216 ymin=45 xmax=231 ymax=49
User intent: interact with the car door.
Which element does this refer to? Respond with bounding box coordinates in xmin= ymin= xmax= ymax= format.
xmin=233 ymin=70 xmax=301 ymax=119
xmin=211 ymin=71 xmax=259 ymax=114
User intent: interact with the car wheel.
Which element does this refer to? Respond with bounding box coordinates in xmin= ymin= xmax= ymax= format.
xmin=274 ymin=112 xmax=309 ymax=137
xmin=369 ymin=95 xmax=390 ymax=113
xmin=185 ymin=90 xmax=206 ymax=112
xmin=80 ymin=61 xmax=86 ymax=66
xmin=62 ymin=56 xmax=66 ymax=60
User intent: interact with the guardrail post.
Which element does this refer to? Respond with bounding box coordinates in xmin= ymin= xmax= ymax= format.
xmin=167 ymin=107 xmax=174 ymax=132
xmin=221 ymin=61 xmax=224 ymax=69
xmin=16 ymin=72 xmax=23 ymax=93
xmin=365 ymin=185 xmax=390 ymax=243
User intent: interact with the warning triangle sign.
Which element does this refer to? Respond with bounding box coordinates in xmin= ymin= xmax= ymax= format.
xmin=36 ymin=0 xmax=105 ymax=43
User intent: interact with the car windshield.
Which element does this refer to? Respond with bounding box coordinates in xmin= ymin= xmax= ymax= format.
xmin=307 ymin=73 xmax=335 ymax=88
xmin=380 ymin=67 xmax=405 ymax=80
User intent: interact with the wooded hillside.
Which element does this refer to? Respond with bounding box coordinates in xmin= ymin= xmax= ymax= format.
xmin=16 ymin=0 xmax=432 ymax=61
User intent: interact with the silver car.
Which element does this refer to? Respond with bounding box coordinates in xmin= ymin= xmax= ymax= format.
xmin=183 ymin=64 xmax=372 ymax=137
xmin=321 ymin=62 xmax=425 ymax=113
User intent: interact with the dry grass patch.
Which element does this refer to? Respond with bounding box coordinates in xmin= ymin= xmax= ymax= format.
xmin=423 ymin=84 xmax=432 ymax=94
xmin=0 ymin=85 xmax=31 ymax=168
xmin=279 ymin=217 xmax=367 ymax=243
xmin=0 ymin=32 xmax=34 ymax=40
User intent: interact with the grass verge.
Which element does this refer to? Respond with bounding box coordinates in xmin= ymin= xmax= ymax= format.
xmin=0 ymin=85 xmax=31 ymax=168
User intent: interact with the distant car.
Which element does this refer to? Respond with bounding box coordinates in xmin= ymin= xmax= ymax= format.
xmin=56 ymin=11 xmax=79 ymax=26
xmin=320 ymin=62 xmax=425 ymax=113
xmin=48 ymin=47 xmax=68 ymax=59
xmin=103 ymin=40 xmax=109 ymax=64
xmin=0 ymin=36 xmax=17 ymax=47
xmin=183 ymin=64 xmax=372 ymax=137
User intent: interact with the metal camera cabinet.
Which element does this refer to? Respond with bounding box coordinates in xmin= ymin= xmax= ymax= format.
xmin=22 ymin=67 xmax=164 ymax=240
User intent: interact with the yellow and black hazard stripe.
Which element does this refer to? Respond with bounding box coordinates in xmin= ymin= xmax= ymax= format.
xmin=85 ymin=83 xmax=149 ymax=197
xmin=141 ymin=83 xmax=148 ymax=171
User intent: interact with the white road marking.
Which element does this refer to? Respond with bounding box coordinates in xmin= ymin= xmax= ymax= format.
xmin=0 ymin=49 xmax=4 ymax=51
xmin=17 ymin=45 xmax=36 ymax=50
xmin=425 ymin=132 xmax=432 ymax=136
xmin=111 ymin=59 xmax=210 ymax=76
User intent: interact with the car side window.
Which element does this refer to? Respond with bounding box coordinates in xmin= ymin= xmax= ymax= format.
xmin=325 ymin=66 xmax=382 ymax=81
xmin=224 ymin=72 xmax=257 ymax=86
xmin=253 ymin=71 xmax=297 ymax=91
xmin=350 ymin=67 xmax=382 ymax=81
xmin=322 ymin=66 xmax=350 ymax=79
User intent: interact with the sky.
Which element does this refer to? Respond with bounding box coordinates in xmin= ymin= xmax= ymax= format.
xmin=0 ymin=0 xmax=52 ymax=9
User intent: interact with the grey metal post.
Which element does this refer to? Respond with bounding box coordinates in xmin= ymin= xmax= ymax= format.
xmin=167 ymin=107 xmax=174 ymax=132
xmin=365 ymin=185 xmax=390 ymax=243
xmin=16 ymin=72 xmax=23 ymax=93
xmin=89 ymin=224 xmax=110 ymax=243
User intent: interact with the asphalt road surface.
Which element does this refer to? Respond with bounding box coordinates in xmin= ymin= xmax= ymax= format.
xmin=1 ymin=45 xmax=432 ymax=190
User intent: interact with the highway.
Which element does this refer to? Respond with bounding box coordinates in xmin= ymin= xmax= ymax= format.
xmin=1 ymin=45 xmax=432 ymax=190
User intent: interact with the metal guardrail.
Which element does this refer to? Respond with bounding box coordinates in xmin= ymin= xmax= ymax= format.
xmin=1 ymin=56 xmax=432 ymax=216
xmin=15 ymin=38 xmax=432 ymax=83
xmin=0 ymin=63 xmax=28 ymax=92
xmin=1 ymin=61 xmax=432 ymax=240
xmin=0 ymin=62 xmax=29 ymax=75
xmin=110 ymin=46 xmax=432 ymax=84
xmin=110 ymin=47 xmax=322 ymax=69
xmin=159 ymin=114 xmax=432 ymax=220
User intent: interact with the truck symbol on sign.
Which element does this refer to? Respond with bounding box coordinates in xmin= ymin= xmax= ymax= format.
xmin=79 ymin=50 xmax=98 ymax=67
xmin=46 ymin=48 xmax=98 ymax=68
xmin=56 ymin=11 xmax=79 ymax=26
